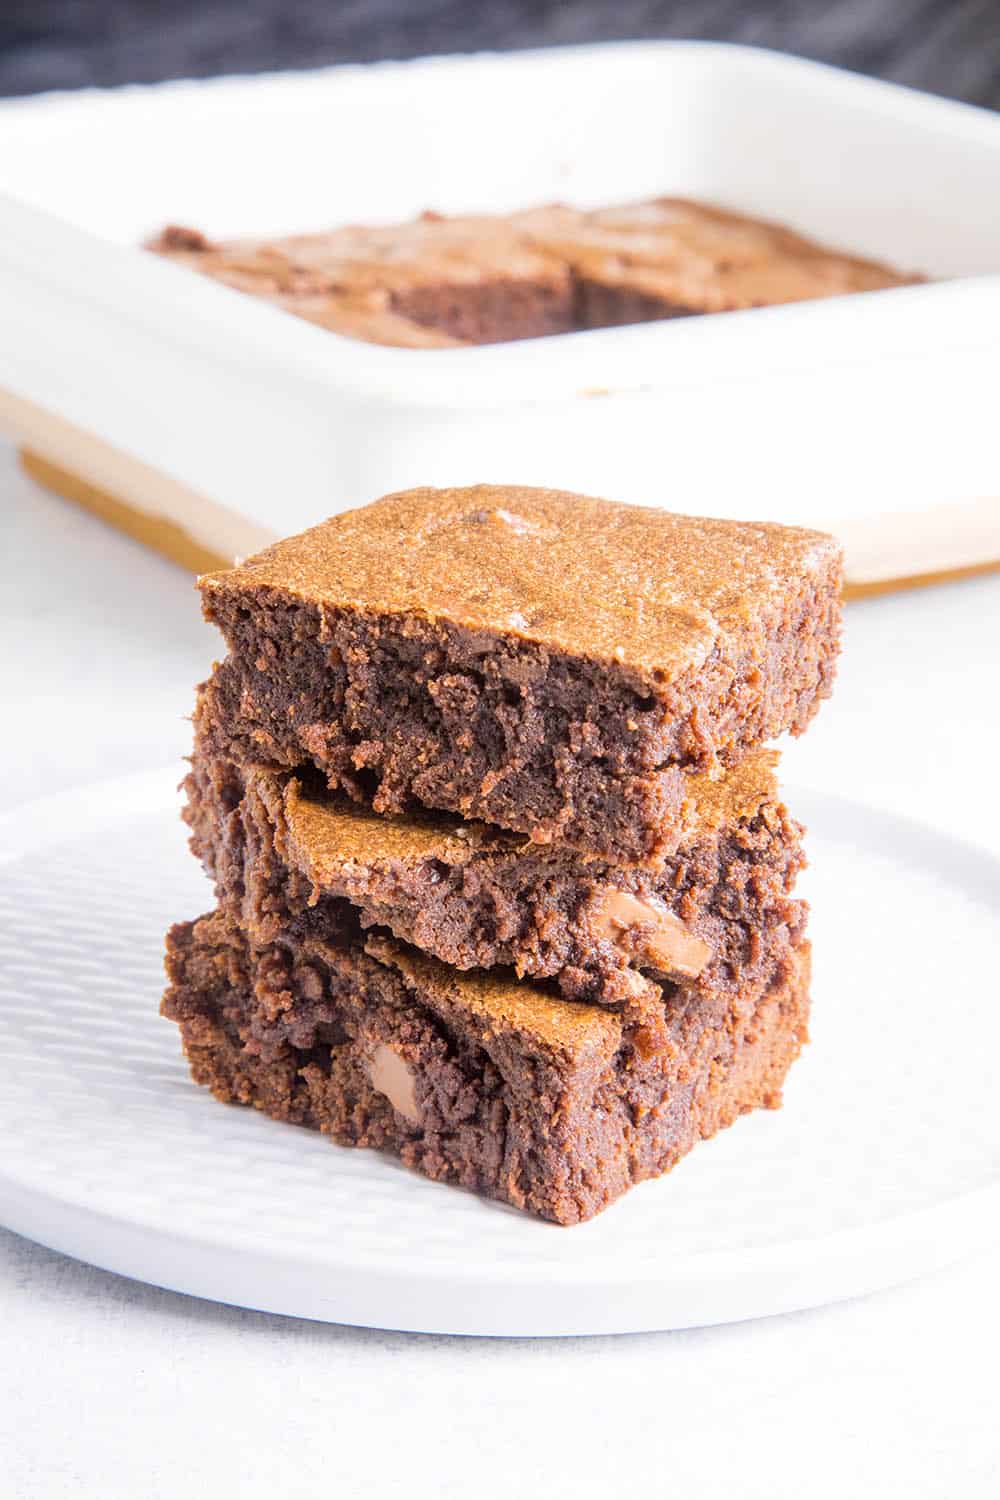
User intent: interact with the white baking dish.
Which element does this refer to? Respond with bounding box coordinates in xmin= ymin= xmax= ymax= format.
xmin=1 ymin=41 xmax=999 ymax=580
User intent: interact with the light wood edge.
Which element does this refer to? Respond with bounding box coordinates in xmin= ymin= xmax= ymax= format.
xmin=19 ymin=450 xmax=231 ymax=574
xmin=842 ymin=557 xmax=1000 ymax=600
xmin=18 ymin=447 xmax=1000 ymax=598
xmin=0 ymin=386 xmax=274 ymax=572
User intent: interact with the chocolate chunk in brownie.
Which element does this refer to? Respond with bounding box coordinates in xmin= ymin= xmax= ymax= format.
xmin=184 ymin=743 xmax=806 ymax=1032
xmin=162 ymin=910 xmax=810 ymax=1224
xmin=148 ymin=197 xmax=922 ymax=349
xmin=198 ymin=485 xmax=842 ymax=863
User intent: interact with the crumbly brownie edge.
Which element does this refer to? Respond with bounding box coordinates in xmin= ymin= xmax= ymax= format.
xmin=183 ymin=749 xmax=807 ymax=1018
xmin=198 ymin=552 xmax=840 ymax=862
xmin=194 ymin=639 xmax=685 ymax=864
xmin=162 ymin=912 xmax=810 ymax=1225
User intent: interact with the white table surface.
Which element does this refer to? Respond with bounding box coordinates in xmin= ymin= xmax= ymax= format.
xmin=2 ymin=439 xmax=998 ymax=1498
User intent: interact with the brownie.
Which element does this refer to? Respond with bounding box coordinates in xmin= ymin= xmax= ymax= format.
xmin=184 ymin=743 xmax=806 ymax=1035
xmin=197 ymin=485 xmax=842 ymax=863
xmin=149 ymin=197 xmax=921 ymax=349
xmin=514 ymin=198 xmax=922 ymax=323
xmin=162 ymin=909 xmax=810 ymax=1224
xmin=148 ymin=214 xmax=574 ymax=348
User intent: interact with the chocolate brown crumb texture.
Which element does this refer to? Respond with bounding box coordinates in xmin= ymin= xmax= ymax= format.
xmin=149 ymin=197 xmax=922 ymax=349
xmin=162 ymin=909 xmax=811 ymax=1225
xmin=185 ymin=741 xmax=806 ymax=1041
xmin=197 ymin=485 xmax=842 ymax=864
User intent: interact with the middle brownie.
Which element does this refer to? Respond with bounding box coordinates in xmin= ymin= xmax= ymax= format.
xmin=185 ymin=741 xmax=805 ymax=1028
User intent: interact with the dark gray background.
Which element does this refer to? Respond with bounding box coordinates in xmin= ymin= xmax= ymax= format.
xmin=1 ymin=1 xmax=998 ymax=106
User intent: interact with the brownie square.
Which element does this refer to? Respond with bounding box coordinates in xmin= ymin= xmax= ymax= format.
xmin=163 ymin=910 xmax=810 ymax=1224
xmin=516 ymin=197 xmax=921 ymax=322
xmin=198 ymin=485 xmax=842 ymax=863
xmin=149 ymin=215 xmax=576 ymax=348
xmin=185 ymin=743 xmax=806 ymax=1040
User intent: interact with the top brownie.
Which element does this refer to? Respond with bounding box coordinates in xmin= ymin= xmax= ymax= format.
xmin=198 ymin=485 xmax=841 ymax=863
xmin=150 ymin=197 xmax=920 ymax=349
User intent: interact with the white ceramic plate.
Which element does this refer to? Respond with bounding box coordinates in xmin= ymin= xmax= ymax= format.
xmin=1 ymin=769 xmax=998 ymax=1337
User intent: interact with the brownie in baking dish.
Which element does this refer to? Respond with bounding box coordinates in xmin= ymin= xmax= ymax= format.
xmin=163 ymin=909 xmax=810 ymax=1225
xmin=513 ymin=198 xmax=921 ymax=325
xmin=197 ymin=484 xmax=842 ymax=864
xmin=150 ymin=216 xmax=574 ymax=349
xmin=149 ymin=197 xmax=921 ymax=349
xmin=184 ymin=744 xmax=806 ymax=1032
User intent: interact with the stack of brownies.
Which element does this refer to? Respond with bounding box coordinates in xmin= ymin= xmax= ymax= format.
xmin=163 ymin=484 xmax=842 ymax=1224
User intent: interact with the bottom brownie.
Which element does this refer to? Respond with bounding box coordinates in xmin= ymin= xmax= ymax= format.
xmin=163 ymin=912 xmax=810 ymax=1224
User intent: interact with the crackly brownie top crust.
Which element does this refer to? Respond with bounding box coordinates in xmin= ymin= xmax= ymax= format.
xmin=360 ymin=933 xmax=619 ymax=1057
xmin=200 ymin=485 xmax=840 ymax=687
xmin=284 ymin=785 xmax=482 ymax=872
xmin=154 ymin=212 xmax=566 ymax=296
xmin=282 ymin=747 xmax=781 ymax=881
